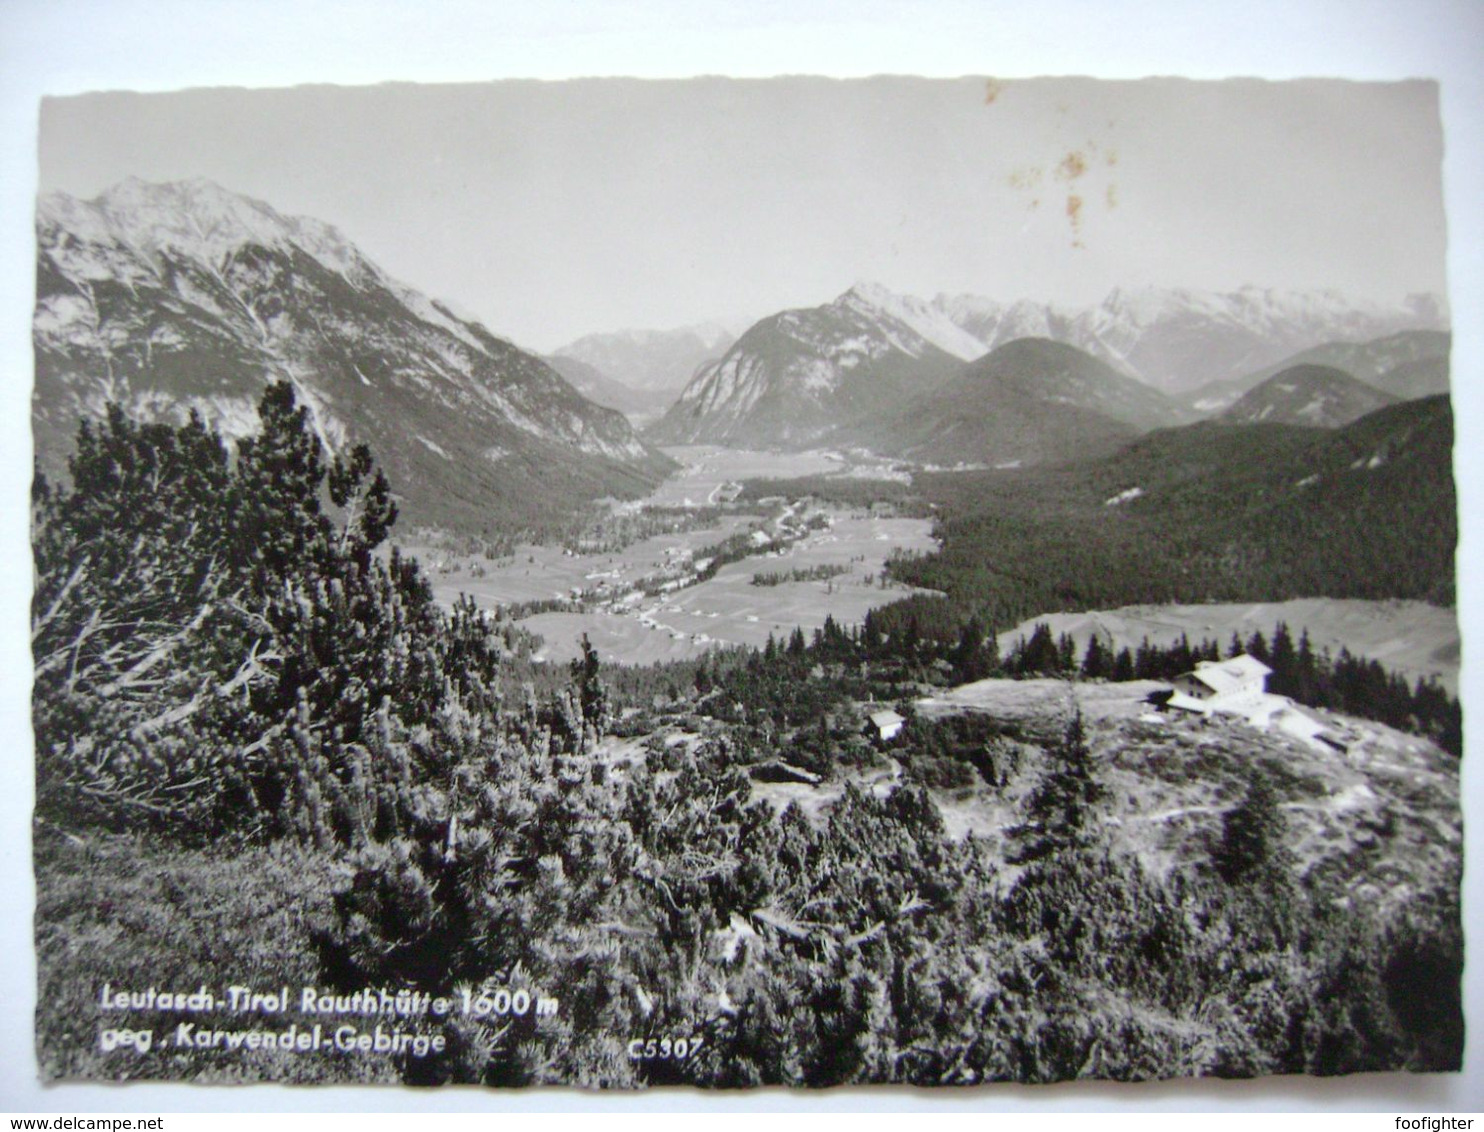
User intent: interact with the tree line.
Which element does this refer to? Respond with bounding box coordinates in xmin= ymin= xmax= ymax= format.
xmin=1001 ymin=621 xmax=1461 ymax=756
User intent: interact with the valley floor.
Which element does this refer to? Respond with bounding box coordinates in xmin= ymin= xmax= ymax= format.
xmin=421 ymin=445 xmax=936 ymax=663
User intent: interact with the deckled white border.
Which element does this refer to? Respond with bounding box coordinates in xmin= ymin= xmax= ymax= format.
xmin=1 ymin=0 xmax=1479 ymax=1113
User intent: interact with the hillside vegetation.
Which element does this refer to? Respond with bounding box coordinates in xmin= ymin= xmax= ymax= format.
xmin=33 ymin=391 xmax=1461 ymax=1087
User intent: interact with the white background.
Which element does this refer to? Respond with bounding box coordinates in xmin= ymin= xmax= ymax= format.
xmin=0 ymin=0 xmax=1480 ymax=1113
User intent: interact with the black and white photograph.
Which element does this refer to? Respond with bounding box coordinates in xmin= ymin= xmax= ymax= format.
xmin=8 ymin=3 xmax=1482 ymax=1108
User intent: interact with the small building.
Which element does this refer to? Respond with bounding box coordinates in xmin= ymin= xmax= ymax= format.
xmin=1173 ymin=655 xmax=1271 ymax=709
xmin=868 ymin=709 xmax=906 ymax=743
xmin=1162 ymin=689 xmax=1214 ymax=716
xmin=1165 ymin=653 xmax=1338 ymax=752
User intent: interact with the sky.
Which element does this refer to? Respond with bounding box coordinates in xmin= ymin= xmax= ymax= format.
xmin=38 ymin=75 xmax=1447 ymax=352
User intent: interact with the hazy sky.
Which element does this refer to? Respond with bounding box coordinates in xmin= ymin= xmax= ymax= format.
xmin=39 ymin=76 xmax=1446 ymax=352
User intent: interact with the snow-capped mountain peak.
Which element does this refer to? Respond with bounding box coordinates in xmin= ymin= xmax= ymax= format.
xmin=47 ymin=178 xmax=366 ymax=280
xmin=835 ymin=282 xmax=990 ymax=361
xmin=35 ymin=178 xmax=670 ymax=533
xmin=648 ymin=279 xmax=1445 ymax=450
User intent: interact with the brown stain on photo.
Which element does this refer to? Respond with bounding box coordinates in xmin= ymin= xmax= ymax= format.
xmin=1055 ymin=150 xmax=1088 ymax=182
xmin=984 ymin=78 xmax=1003 ymax=105
xmin=1066 ymin=193 xmax=1084 ymax=247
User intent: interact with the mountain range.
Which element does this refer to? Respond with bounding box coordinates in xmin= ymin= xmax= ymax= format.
xmin=1182 ymin=329 xmax=1451 ymax=414
xmin=34 ymin=179 xmax=1451 ymax=529
xmin=647 ymin=283 xmax=972 ymax=448
xmin=553 ymin=324 xmax=736 ymax=393
xmin=973 ymin=285 xmax=1446 ymax=394
xmin=649 ymin=281 xmax=1445 ymax=459
xmin=34 ymin=178 xmax=672 ymax=535
xmin=546 ymin=324 xmax=739 ymax=426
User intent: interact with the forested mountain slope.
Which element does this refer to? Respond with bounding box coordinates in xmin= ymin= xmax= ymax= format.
xmin=845 ymin=338 xmax=1186 ymax=467
xmin=890 ymin=396 xmax=1456 ymax=626
xmin=1217 ymin=364 xmax=1398 ymax=428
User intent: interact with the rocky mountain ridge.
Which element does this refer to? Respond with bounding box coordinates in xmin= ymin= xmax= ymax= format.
xmin=35 ymin=178 xmax=672 ymax=534
xmin=648 ymin=281 xmax=1443 ymax=454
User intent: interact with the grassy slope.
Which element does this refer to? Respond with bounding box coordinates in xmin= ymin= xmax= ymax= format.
xmin=34 ymin=826 xmax=398 ymax=1084
xmin=915 ymin=677 xmax=1461 ymax=925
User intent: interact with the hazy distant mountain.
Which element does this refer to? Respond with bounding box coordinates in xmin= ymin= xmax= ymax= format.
xmin=647 ymin=283 xmax=970 ymax=448
xmin=553 ymin=324 xmax=737 ymax=395
xmin=542 ymin=353 xmax=680 ymax=425
xmin=1218 ymin=364 xmax=1399 ymax=428
xmin=648 ymin=281 xmax=1443 ymax=452
xmin=34 ymin=178 xmax=671 ymax=534
xmin=849 ymin=338 xmax=1186 ymax=467
xmin=1182 ymin=329 xmax=1451 ymax=414
xmin=936 ymin=286 xmax=1447 ymax=396
xmin=1368 ymin=354 xmax=1451 ymax=403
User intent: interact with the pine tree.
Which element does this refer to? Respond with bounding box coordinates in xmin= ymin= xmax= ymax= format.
xmin=1056 ymin=632 xmax=1077 ymax=673
xmin=951 ymin=617 xmax=991 ymax=682
xmin=1214 ymin=768 xmax=1286 ymax=884
xmin=1294 ymin=629 xmax=1319 ymax=703
xmin=1008 ymin=710 xmax=1103 ymax=864
xmin=231 ymin=380 xmax=331 ymax=580
xmin=1245 ymin=629 xmax=1270 ymax=665
xmin=788 ymin=627 xmax=807 ymax=657
xmin=1134 ymin=637 xmax=1158 ymax=680
xmin=1080 ymin=636 xmax=1110 ymax=681
xmin=570 ymin=634 xmax=609 ymax=746
xmin=1020 ymin=623 xmax=1059 ymax=675
xmin=1269 ymin=622 xmax=1296 ymax=696
xmin=328 ymin=441 xmax=398 ymax=570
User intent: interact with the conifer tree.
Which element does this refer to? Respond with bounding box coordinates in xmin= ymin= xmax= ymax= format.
xmin=1214 ymin=768 xmax=1287 ymax=885
xmin=1080 ymin=636 xmax=1110 ymax=680
xmin=1057 ymin=632 xmax=1077 ymax=673
xmin=951 ymin=617 xmax=992 ymax=682
xmin=1008 ymin=710 xmax=1103 ymax=864
xmin=1020 ymin=623 xmax=1059 ymax=675
xmin=788 ymin=626 xmax=808 ymax=657
xmin=570 ymin=634 xmax=609 ymax=745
